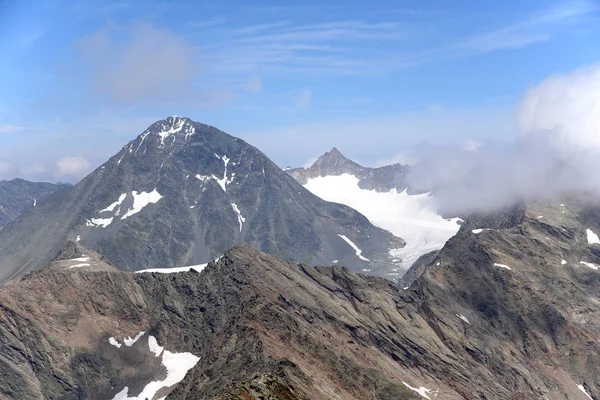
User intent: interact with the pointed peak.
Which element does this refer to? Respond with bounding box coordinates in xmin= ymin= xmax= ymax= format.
xmin=327 ymin=147 xmax=344 ymax=157
xmin=315 ymin=147 xmax=350 ymax=164
xmin=306 ymin=146 xmax=363 ymax=172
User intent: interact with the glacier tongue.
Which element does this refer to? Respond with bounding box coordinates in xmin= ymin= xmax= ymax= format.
xmin=304 ymin=174 xmax=460 ymax=271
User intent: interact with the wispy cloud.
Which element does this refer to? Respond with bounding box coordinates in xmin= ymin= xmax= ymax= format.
xmin=69 ymin=22 xmax=234 ymax=108
xmin=295 ymin=89 xmax=312 ymax=108
xmin=450 ymin=1 xmax=598 ymax=55
xmin=244 ymin=77 xmax=263 ymax=92
xmin=0 ymin=125 xmax=26 ymax=134
xmin=198 ymin=1 xmax=598 ymax=78
xmin=56 ymin=154 xmax=90 ymax=178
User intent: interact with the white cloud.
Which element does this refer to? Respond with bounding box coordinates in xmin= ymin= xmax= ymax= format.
xmin=405 ymin=63 xmax=600 ymax=214
xmin=375 ymin=152 xmax=419 ymax=167
xmin=462 ymin=139 xmax=482 ymax=152
xmin=56 ymin=154 xmax=90 ymax=178
xmin=518 ymin=64 xmax=600 ymax=153
xmin=73 ymin=22 xmax=233 ymax=106
xmin=295 ymin=89 xmax=312 ymax=108
xmin=244 ymin=77 xmax=263 ymax=92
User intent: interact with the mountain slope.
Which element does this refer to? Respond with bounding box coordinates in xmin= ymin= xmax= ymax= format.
xmin=287 ymin=148 xmax=460 ymax=274
xmin=0 ymin=178 xmax=67 ymax=228
xmin=0 ymin=117 xmax=403 ymax=284
xmin=2 ymin=201 xmax=599 ymax=400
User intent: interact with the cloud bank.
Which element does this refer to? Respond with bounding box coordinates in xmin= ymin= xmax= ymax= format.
xmin=75 ymin=23 xmax=196 ymax=104
xmin=408 ymin=64 xmax=600 ymax=214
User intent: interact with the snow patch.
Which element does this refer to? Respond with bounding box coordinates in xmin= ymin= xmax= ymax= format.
xmin=148 ymin=335 xmax=164 ymax=357
xmin=195 ymin=155 xmax=234 ymax=192
xmin=561 ymin=259 xmax=567 ymax=265
xmin=101 ymin=193 xmax=127 ymax=213
xmin=338 ymin=234 xmax=370 ymax=261
xmin=121 ymin=189 xmax=162 ymax=219
xmin=304 ymin=174 xmax=460 ymax=270
xmin=110 ymin=334 xmax=200 ymax=400
xmin=402 ymin=382 xmax=431 ymax=399
xmin=494 ymin=263 xmax=512 ymax=270
xmin=124 ymin=331 xmax=146 ymax=347
xmin=231 ymin=203 xmax=245 ymax=232
xmin=157 ymin=117 xmax=185 ymax=147
xmin=472 ymin=229 xmax=484 ymax=234
xmin=90 ymin=217 xmax=113 ymax=228
xmin=76 ymin=235 xmax=81 ymax=242
xmin=586 ymin=229 xmax=600 ymax=245
xmin=456 ymin=314 xmax=470 ymax=324
xmin=68 ymin=263 xmax=90 ymax=269
xmin=33 ymin=198 xmax=36 ymax=207
xmin=135 ymin=263 xmax=208 ymax=274
xmin=108 ymin=337 xmax=122 ymax=348
xmin=67 ymin=257 xmax=89 ymax=262
xmin=580 ymin=261 xmax=599 ymax=270
xmin=578 ymin=384 xmax=593 ymax=400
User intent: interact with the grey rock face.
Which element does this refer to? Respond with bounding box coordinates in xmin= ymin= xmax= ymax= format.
xmin=287 ymin=147 xmax=411 ymax=192
xmin=0 ymin=117 xmax=403 ymax=284
xmin=0 ymin=179 xmax=67 ymax=228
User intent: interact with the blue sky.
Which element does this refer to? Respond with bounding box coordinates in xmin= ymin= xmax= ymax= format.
xmin=0 ymin=0 xmax=599 ymax=181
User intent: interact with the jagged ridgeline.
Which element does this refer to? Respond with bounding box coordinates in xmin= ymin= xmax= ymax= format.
xmin=0 ymin=116 xmax=404 ymax=284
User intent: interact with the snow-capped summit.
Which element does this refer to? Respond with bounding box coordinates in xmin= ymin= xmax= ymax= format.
xmin=0 ymin=117 xmax=403 ymax=284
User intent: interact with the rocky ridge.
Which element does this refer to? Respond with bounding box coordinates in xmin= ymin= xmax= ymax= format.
xmin=287 ymin=147 xmax=411 ymax=192
xmin=1 ymin=196 xmax=599 ymax=399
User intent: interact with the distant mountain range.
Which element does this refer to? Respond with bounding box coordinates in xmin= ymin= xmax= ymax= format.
xmin=0 ymin=116 xmax=403 ymax=284
xmin=287 ymin=147 xmax=411 ymax=192
xmin=0 ymin=179 xmax=68 ymax=228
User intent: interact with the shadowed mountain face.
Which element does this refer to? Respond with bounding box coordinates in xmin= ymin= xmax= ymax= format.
xmin=0 ymin=117 xmax=403 ymax=284
xmin=2 ymin=197 xmax=600 ymax=400
xmin=0 ymin=179 xmax=68 ymax=228
xmin=287 ymin=147 xmax=411 ymax=192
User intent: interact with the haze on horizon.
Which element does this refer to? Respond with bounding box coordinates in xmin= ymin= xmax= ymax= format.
xmin=1 ymin=0 xmax=599 ymax=201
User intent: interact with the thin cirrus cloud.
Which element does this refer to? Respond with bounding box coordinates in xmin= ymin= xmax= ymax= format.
xmin=295 ymin=89 xmax=312 ymax=108
xmin=244 ymin=77 xmax=263 ymax=92
xmin=199 ymin=2 xmax=598 ymax=77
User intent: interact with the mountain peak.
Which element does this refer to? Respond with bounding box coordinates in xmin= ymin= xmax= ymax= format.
xmin=311 ymin=146 xmax=360 ymax=171
xmin=328 ymin=146 xmax=343 ymax=156
xmin=320 ymin=146 xmax=347 ymax=161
